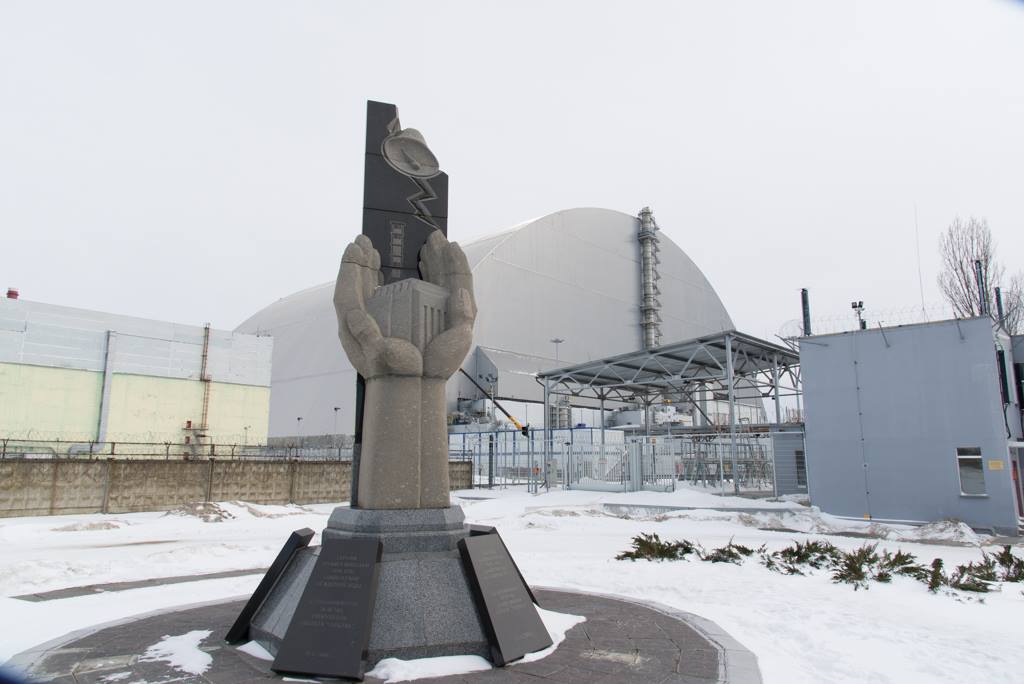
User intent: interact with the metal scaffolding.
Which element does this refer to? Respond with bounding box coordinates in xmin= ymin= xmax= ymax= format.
xmin=537 ymin=330 xmax=801 ymax=494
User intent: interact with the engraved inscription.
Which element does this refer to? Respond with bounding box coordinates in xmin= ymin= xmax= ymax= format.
xmin=459 ymin=534 xmax=552 ymax=666
xmin=272 ymin=537 xmax=382 ymax=680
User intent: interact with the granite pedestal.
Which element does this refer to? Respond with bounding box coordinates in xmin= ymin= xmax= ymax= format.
xmin=249 ymin=505 xmax=490 ymax=668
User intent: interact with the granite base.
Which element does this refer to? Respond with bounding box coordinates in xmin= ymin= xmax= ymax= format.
xmin=249 ymin=505 xmax=490 ymax=667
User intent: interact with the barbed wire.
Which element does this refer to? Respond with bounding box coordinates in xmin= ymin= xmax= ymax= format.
xmin=780 ymin=301 xmax=959 ymax=337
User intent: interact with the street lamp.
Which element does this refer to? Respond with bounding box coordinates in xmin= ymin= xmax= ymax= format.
xmin=243 ymin=425 xmax=251 ymax=446
xmin=333 ymin=407 xmax=341 ymax=435
xmin=550 ymin=338 xmax=565 ymax=362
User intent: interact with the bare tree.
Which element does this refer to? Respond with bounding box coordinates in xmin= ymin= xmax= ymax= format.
xmin=1002 ymin=273 xmax=1024 ymax=336
xmin=937 ymin=216 xmax=1023 ymax=334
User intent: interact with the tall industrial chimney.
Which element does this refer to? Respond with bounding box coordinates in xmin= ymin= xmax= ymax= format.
xmin=637 ymin=207 xmax=663 ymax=348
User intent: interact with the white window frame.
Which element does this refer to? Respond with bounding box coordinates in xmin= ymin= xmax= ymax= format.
xmin=955 ymin=447 xmax=986 ymax=497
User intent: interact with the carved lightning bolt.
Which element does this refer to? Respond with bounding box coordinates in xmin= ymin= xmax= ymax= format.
xmin=407 ymin=177 xmax=441 ymax=230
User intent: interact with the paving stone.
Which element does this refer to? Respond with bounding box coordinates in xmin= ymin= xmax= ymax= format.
xmin=11 ymin=588 xmax=760 ymax=683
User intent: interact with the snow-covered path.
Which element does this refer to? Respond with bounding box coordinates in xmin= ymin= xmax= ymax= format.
xmin=2 ymin=489 xmax=1021 ymax=683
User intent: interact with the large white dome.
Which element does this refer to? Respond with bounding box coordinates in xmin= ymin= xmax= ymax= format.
xmin=237 ymin=207 xmax=733 ymax=437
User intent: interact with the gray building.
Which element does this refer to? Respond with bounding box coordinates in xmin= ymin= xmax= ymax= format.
xmin=801 ymin=316 xmax=1023 ymax=535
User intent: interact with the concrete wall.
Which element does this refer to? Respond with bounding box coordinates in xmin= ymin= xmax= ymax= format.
xmin=0 ymin=363 xmax=103 ymax=442
xmin=802 ymin=317 xmax=1021 ymax=534
xmin=0 ymin=459 xmax=472 ymax=518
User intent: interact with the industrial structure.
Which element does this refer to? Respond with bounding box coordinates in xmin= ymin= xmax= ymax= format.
xmin=538 ymin=331 xmax=802 ymax=495
xmin=801 ymin=316 xmax=1023 ymax=535
xmin=0 ymin=295 xmax=273 ymax=450
xmin=239 ymin=207 xmax=747 ymax=438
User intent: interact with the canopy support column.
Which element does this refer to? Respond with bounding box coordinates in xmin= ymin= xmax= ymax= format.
xmin=726 ymin=333 xmax=739 ymax=495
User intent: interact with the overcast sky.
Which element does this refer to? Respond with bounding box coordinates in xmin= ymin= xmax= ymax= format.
xmin=2 ymin=0 xmax=1022 ymax=341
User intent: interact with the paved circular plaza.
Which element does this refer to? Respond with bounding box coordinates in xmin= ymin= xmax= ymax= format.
xmin=11 ymin=589 xmax=761 ymax=684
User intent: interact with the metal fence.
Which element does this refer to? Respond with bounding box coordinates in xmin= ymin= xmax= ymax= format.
xmin=0 ymin=438 xmax=354 ymax=461
xmin=446 ymin=428 xmax=779 ymax=495
xmin=2 ymin=430 xmax=781 ymax=497
xmin=561 ymin=433 xmax=778 ymax=495
xmin=447 ymin=428 xmax=627 ymax=490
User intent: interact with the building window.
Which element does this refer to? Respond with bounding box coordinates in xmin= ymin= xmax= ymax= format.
xmin=794 ymin=449 xmax=807 ymax=488
xmin=956 ymin=447 xmax=986 ymax=496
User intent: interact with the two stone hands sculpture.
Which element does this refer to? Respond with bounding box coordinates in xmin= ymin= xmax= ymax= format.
xmin=334 ymin=231 xmax=476 ymax=509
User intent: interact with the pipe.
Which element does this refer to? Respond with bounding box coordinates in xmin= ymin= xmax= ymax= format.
xmin=800 ymin=288 xmax=812 ymax=336
xmin=974 ymin=260 xmax=987 ymax=315
xmin=96 ymin=331 xmax=117 ymax=442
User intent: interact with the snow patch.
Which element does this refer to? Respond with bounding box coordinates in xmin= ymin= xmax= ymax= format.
xmin=906 ymin=520 xmax=982 ymax=545
xmin=365 ymin=606 xmax=585 ymax=682
xmin=163 ymin=502 xmax=235 ymax=523
xmin=367 ymin=655 xmax=492 ymax=682
xmin=236 ymin=640 xmax=274 ymax=661
xmin=517 ymin=606 xmax=586 ymax=663
xmin=139 ymin=630 xmax=213 ymax=675
xmin=52 ymin=520 xmax=128 ymax=532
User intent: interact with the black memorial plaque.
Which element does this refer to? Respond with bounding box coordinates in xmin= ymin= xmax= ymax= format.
xmin=467 ymin=525 xmax=538 ymax=605
xmin=225 ymin=527 xmax=315 ymax=644
xmin=458 ymin=534 xmax=552 ymax=666
xmin=271 ymin=537 xmax=383 ymax=680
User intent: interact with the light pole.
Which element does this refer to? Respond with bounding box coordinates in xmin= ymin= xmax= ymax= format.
xmin=243 ymin=425 xmax=251 ymax=446
xmin=550 ymin=338 xmax=565 ymax=363
xmin=333 ymin=407 xmax=341 ymax=435
xmin=296 ymin=416 xmax=303 ymax=448
xmin=478 ymin=373 xmax=498 ymax=424
xmin=851 ymin=301 xmax=866 ymax=330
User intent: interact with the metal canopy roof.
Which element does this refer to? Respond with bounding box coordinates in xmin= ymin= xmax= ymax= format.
xmin=537 ymin=330 xmax=799 ymax=401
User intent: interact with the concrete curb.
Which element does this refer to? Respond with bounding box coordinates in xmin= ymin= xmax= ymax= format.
xmin=3 ymin=594 xmax=252 ymax=673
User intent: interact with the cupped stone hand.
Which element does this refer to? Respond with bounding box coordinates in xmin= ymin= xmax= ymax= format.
xmin=418 ymin=231 xmax=477 ymax=379
xmin=334 ymin=235 xmax=422 ymax=378
xmin=333 ymin=232 xmax=476 ymax=381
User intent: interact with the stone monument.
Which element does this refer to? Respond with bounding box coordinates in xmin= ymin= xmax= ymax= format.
xmin=228 ymin=102 xmax=550 ymax=680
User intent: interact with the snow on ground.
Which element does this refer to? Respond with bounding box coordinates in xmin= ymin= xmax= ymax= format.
xmin=139 ymin=629 xmax=213 ymax=675
xmin=364 ymin=605 xmax=585 ymax=682
xmin=367 ymin=654 xmax=492 ymax=682
xmin=1 ymin=486 xmax=1022 ymax=684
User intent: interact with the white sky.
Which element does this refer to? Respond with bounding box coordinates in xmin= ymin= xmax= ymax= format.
xmin=2 ymin=0 xmax=1023 ymax=341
